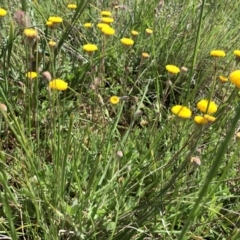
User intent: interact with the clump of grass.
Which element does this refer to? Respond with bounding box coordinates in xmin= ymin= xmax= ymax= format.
xmin=0 ymin=1 xmax=240 ymax=239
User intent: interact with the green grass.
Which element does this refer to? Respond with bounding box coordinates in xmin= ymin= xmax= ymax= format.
xmin=0 ymin=0 xmax=240 ymax=239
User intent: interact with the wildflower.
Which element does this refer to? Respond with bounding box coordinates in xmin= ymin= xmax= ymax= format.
xmin=210 ymin=50 xmax=226 ymax=57
xmin=146 ymin=28 xmax=153 ymax=34
xmin=46 ymin=21 xmax=53 ymax=27
xmin=142 ymin=52 xmax=149 ymax=58
xmin=101 ymin=17 xmax=114 ymax=24
xmin=101 ymin=11 xmax=111 ymax=17
xmin=49 ymin=40 xmax=57 ymax=47
xmin=116 ymin=150 xmax=123 ymax=158
xmin=110 ymin=96 xmax=120 ymax=105
xmin=48 ymin=16 xmax=63 ymax=24
xmin=67 ymin=4 xmax=77 ymax=9
xmin=197 ymin=99 xmax=218 ymax=114
xmin=49 ymin=79 xmax=68 ymax=91
xmin=204 ymin=114 xmax=216 ymax=122
xmin=14 ymin=10 xmax=31 ymax=28
xmin=236 ymin=132 xmax=240 ymax=139
xmin=171 ymin=105 xmax=192 ymax=119
xmin=219 ymin=75 xmax=228 ymax=82
xmin=166 ymin=65 xmax=180 ymax=74
xmin=42 ymin=71 xmax=52 ymax=81
xmin=0 ymin=8 xmax=7 ymax=17
xmin=23 ymin=28 xmax=38 ymax=38
xmin=131 ymin=30 xmax=139 ymax=36
xmin=229 ymin=70 xmax=240 ymax=88
xmin=26 ymin=72 xmax=38 ymax=79
xmin=233 ymin=50 xmax=240 ymax=57
xmin=181 ymin=66 xmax=188 ymax=73
xmin=97 ymin=23 xmax=109 ymax=29
xmin=194 ymin=116 xmax=208 ymax=125
xmin=191 ymin=156 xmax=201 ymax=166
xmin=120 ymin=38 xmax=134 ymax=46
xmin=101 ymin=26 xmax=115 ymax=35
xmin=83 ymin=44 xmax=98 ymax=52
xmin=84 ymin=23 xmax=92 ymax=28
xmin=0 ymin=103 xmax=7 ymax=112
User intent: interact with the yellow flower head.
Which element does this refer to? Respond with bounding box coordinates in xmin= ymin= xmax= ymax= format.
xmin=0 ymin=8 xmax=7 ymax=17
xmin=48 ymin=16 xmax=63 ymax=24
xmin=142 ymin=52 xmax=149 ymax=58
xmin=97 ymin=23 xmax=109 ymax=29
xmin=131 ymin=30 xmax=139 ymax=36
xmin=46 ymin=21 xmax=53 ymax=27
xmin=83 ymin=44 xmax=98 ymax=52
xmin=194 ymin=116 xmax=208 ymax=125
xmin=49 ymin=79 xmax=68 ymax=91
xmin=110 ymin=96 xmax=120 ymax=105
xmin=120 ymin=38 xmax=134 ymax=46
xmin=101 ymin=26 xmax=115 ymax=35
xmin=210 ymin=50 xmax=226 ymax=57
xmin=171 ymin=105 xmax=192 ymax=119
xmin=101 ymin=11 xmax=112 ymax=17
xmin=49 ymin=40 xmax=57 ymax=47
xmin=26 ymin=72 xmax=38 ymax=79
xmin=229 ymin=70 xmax=240 ymax=88
xmin=219 ymin=75 xmax=228 ymax=82
xmin=67 ymin=4 xmax=77 ymax=9
xmin=233 ymin=50 xmax=240 ymax=57
xmin=203 ymin=114 xmax=216 ymax=122
xmin=101 ymin=17 xmax=114 ymax=24
xmin=166 ymin=65 xmax=180 ymax=74
xmin=84 ymin=23 xmax=92 ymax=28
xmin=23 ymin=28 xmax=38 ymax=38
xmin=197 ymin=99 xmax=218 ymax=114
xmin=146 ymin=28 xmax=153 ymax=34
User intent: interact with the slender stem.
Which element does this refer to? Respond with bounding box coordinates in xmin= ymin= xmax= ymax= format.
xmin=186 ymin=0 xmax=205 ymax=102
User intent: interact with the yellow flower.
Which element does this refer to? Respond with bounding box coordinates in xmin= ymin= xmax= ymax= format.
xmin=26 ymin=72 xmax=38 ymax=79
xmin=101 ymin=26 xmax=115 ymax=35
xmin=219 ymin=75 xmax=228 ymax=82
xmin=83 ymin=44 xmax=98 ymax=52
xmin=49 ymin=40 xmax=57 ymax=47
xmin=146 ymin=28 xmax=153 ymax=34
xmin=194 ymin=116 xmax=208 ymax=125
xmin=67 ymin=4 xmax=77 ymax=9
xmin=110 ymin=96 xmax=120 ymax=105
xmin=229 ymin=70 xmax=240 ymax=88
xmin=120 ymin=38 xmax=134 ymax=46
xmin=171 ymin=105 xmax=192 ymax=119
xmin=84 ymin=23 xmax=92 ymax=28
xmin=233 ymin=50 xmax=240 ymax=57
xmin=97 ymin=23 xmax=109 ymax=29
xmin=101 ymin=11 xmax=112 ymax=17
xmin=210 ymin=50 xmax=226 ymax=57
xmin=46 ymin=21 xmax=53 ymax=27
xmin=101 ymin=17 xmax=114 ymax=24
xmin=197 ymin=99 xmax=218 ymax=114
xmin=23 ymin=28 xmax=38 ymax=38
xmin=203 ymin=114 xmax=216 ymax=122
xmin=131 ymin=30 xmax=139 ymax=36
xmin=0 ymin=8 xmax=7 ymax=17
xmin=49 ymin=79 xmax=68 ymax=91
xmin=166 ymin=65 xmax=180 ymax=74
xmin=142 ymin=52 xmax=149 ymax=58
xmin=48 ymin=16 xmax=63 ymax=23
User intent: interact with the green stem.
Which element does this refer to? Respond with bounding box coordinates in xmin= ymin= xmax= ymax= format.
xmin=186 ymin=0 xmax=205 ymax=102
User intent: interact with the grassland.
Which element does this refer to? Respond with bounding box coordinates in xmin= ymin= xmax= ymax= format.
xmin=0 ymin=0 xmax=240 ymax=239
